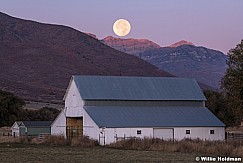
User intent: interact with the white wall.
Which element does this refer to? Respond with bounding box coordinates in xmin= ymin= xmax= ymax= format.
xmin=174 ymin=127 xmax=225 ymax=141
xmin=98 ymin=128 xmax=153 ymax=145
xmin=153 ymin=128 xmax=173 ymax=140
xmin=83 ymin=109 xmax=100 ymax=141
xmin=11 ymin=122 xmax=20 ymax=137
xmin=65 ymin=79 xmax=84 ymax=117
xmin=90 ymin=126 xmax=225 ymax=145
xmin=82 ymin=113 xmax=154 ymax=145
xmin=52 ymin=79 xmax=85 ymax=136
xmin=51 ymin=108 xmax=66 ymax=137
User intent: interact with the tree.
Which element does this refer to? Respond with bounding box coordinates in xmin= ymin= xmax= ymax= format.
xmin=23 ymin=107 xmax=60 ymax=121
xmin=0 ymin=90 xmax=60 ymax=127
xmin=221 ymin=40 xmax=243 ymax=125
xmin=204 ymin=90 xmax=235 ymax=126
xmin=0 ymin=90 xmax=25 ymax=127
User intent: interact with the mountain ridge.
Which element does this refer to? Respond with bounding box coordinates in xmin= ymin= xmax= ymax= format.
xmin=140 ymin=45 xmax=227 ymax=89
xmin=100 ymin=36 xmax=227 ymax=89
xmin=168 ymin=40 xmax=194 ymax=48
xmin=101 ymin=36 xmax=160 ymax=56
xmin=0 ymin=12 xmax=173 ymax=102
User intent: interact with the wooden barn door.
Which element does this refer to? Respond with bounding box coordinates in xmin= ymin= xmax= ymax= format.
xmin=66 ymin=117 xmax=83 ymax=141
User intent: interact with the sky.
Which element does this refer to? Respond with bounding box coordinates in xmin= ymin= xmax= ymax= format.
xmin=0 ymin=0 xmax=243 ymax=54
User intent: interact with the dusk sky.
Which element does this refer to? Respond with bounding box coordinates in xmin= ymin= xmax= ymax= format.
xmin=0 ymin=0 xmax=243 ymax=53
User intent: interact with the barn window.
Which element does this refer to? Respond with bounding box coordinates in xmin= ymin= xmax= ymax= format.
xmin=186 ymin=130 xmax=190 ymax=134
xmin=210 ymin=130 xmax=214 ymax=134
xmin=137 ymin=130 xmax=141 ymax=135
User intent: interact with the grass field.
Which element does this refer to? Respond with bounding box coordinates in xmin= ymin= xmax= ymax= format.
xmin=1 ymin=135 xmax=242 ymax=162
xmin=0 ymin=143 xmax=200 ymax=163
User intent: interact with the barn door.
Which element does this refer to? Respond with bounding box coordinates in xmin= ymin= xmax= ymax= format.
xmin=66 ymin=117 xmax=83 ymax=141
xmin=153 ymin=128 xmax=174 ymax=140
xmin=99 ymin=133 xmax=105 ymax=146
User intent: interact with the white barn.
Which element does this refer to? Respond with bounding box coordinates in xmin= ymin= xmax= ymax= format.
xmin=51 ymin=75 xmax=225 ymax=145
xmin=11 ymin=121 xmax=22 ymax=137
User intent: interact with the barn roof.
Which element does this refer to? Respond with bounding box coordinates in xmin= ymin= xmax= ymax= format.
xmin=11 ymin=121 xmax=24 ymax=128
xmin=73 ymin=75 xmax=206 ymax=101
xmin=84 ymin=106 xmax=225 ymax=128
xmin=22 ymin=121 xmax=52 ymax=127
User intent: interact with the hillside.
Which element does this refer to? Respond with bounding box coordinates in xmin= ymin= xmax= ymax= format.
xmin=101 ymin=36 xmax=160 ymax=56
xmin=0 ymin=12 xmax=173 ymax=102
xmin=140 ymin=45 xmax=227 ymax=89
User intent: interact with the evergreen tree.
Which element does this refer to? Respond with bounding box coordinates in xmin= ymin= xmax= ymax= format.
xmin=23 ymin=107 xmax=60 ymax=121
xmin=0 ymin=90 xmax=25 ymax=126
xmin=0 ymin=90 xmax=60 ymax=126
xmin=204 ymin=90 xmax=235 ymax=126
xmin=221 ymin=40 xmax=243 ymax=125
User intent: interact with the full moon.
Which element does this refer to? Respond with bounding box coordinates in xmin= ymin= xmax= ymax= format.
xmin=113 ymin=19 xmax=131 ymax=37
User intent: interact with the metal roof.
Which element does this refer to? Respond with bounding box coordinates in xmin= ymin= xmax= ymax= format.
xmin=84 ymin=106 xmax=225 ymax=128
xmin=73 ymin=75 xmax=206 ymax=101
xmin=22 ymin=121 xmax=52 ymax=127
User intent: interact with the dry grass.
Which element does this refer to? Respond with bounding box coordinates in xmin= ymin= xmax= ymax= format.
xmin=39 ymin=135 xmax=69 ymax=146
xmin=16 ymin=135 xmax=99 ymax=147
xmin=0 ymin=136 xmax=18 ymax=143
xmin=18 ymin=136 xmax=33 ymax=144
xmin=3 ymin=135 xmax=243 ymax=158
xmin=1 ymin=136 xmax=243 ymax=162
xmin=70 ymin=136 xmax=99 ymax=147
xmin=109 ymin=138 xmax=243 ymax=157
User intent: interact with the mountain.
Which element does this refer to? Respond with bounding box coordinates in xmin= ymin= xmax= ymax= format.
xmin=140 ymin=45 xmax=228 ymax=89
xmin=101 ymin=36 xmax=160 ymax=56
xmin=0 ymin=12 xmax=173 ymax=102
xmin=100 ymin=36 xmax=227 ymax=89
xmin=169 ymin=40 xmax=194 ymax=48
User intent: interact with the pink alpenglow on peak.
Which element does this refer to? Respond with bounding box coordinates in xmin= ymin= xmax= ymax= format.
xmin=101 ymin=36 xmax=160 ymax=55
xmin=169 ymin=40 xmax=195 ymax=48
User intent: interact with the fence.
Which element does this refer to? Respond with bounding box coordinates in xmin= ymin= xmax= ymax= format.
xmin=226 ymin=132 xmax=243 ymax=141
xmin=98 ymin=134 xmax=141 ymax=145
xmin=38 ymin=133 xmax=50 ymax=141
xmin=114 ymin=134 xmax=141 ymax=142
xmin=113 ymin=133 xmax=243 ymax=143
